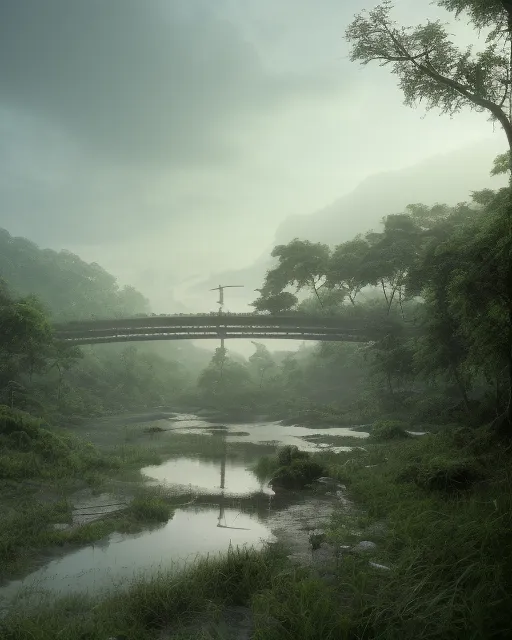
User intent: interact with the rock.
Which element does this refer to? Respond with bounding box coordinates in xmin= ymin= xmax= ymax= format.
xmin=311 ymin=546 xmax=333 ymax=566
xmin=352 ymin=540 xmax=377 ymax=553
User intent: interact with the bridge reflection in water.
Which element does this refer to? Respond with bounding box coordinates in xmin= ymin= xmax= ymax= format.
xmin=53 ymin=313 xmax=383 ymax=345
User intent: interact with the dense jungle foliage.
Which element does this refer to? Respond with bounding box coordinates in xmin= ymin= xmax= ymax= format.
xmin=190 ymin=182 xmax=511 ymax=430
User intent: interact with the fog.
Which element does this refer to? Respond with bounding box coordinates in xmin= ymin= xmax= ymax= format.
xmin=0 ymin=0 xmax=506 ymax=356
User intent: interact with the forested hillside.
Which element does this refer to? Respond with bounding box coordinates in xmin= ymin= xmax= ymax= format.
xmin=0 ymin=228 xmax=211 ymax=420
xmin=0 ymin=228 xmax=149 ymax=320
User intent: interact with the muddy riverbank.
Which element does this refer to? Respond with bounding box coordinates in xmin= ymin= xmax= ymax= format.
xmin=0 ymin=411 xmax=367 ymax=617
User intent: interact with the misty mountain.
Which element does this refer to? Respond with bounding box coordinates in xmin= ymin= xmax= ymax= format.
xmin=194 ymin=137 xmax=506 ymax=308
xmin=0 ymin=226 xmax=212 ymax=370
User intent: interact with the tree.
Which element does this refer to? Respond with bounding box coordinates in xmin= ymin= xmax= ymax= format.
xmin=327 ymin=238 xmax=369 ymax=305
xmin=346 ymin=0 xmax=512 ymax=426
xmin=445 ymin=191 xmax=511 ymax=419
xmin=368 ymin=332 xmax=415 ymax=408
xmin=295 ymin=288 xmax=346 ymax=314
xmin=0 ymin=296 xmax=53 ymax=383
xmin=249 ymin=342 xmax=275 ymax=388
xmin=197 ymin=349 xmax=251 ymax=398
xmin=47 ymin=342 xmax=83 ymax=402
xmin=346 ymin=1 xmax=512 ymax=153
xmin=251 ymin=291 xmax=298 ymax=314
xmin=117 ymin=285 xmax=150 ymax=317
xmin=261 ymin=239 xmax=331 ymax=307
xmin=280 ymin=354 xmax=305 ymax=392
xmin=362 ymin=214 xmax=423 ymax=315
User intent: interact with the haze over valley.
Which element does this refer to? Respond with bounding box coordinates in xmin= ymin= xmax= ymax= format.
xmin=1 ymin=2 xmax=511 ymax=639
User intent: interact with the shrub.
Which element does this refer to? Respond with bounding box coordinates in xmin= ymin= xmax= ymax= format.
xmin=0 ymin=405 xmax=44 ymax=438
xmin=277 ymin=445 xmax=309 ymax=467
xmin=271 ymin=458 xmax=325 ymax=490
xmin=370 ymin=420 xmax=410 ymax=441
xmin=0 ymin=405 xmax=114 ymax=479
xmin=415 ymin=456 xmax=485 ymax=493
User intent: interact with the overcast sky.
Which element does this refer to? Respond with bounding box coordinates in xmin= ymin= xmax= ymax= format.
xmin=0 ymin=0 xmax=505 ymax=316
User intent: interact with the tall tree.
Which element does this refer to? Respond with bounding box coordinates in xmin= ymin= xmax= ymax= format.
xmin=0 ymin=295 xmax=54 ymax=403
xmin=346 ymin=0 xmax=512 ymax=426
xmin=249 ymin=342 xmax=275 ymax=388
xmin=261 ymin=239 xmax=331 ymax=307
xmin=327 ymin=238 xmax=369 ymax=305
xmin=363 ymin=214 xmax=422 ymax=315
xmin=346 ymin=1 xmax=512 ymax=152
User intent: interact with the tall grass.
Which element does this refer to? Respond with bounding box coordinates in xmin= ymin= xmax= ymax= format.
xmin=1 ymin=542 xmax=360 ymax=640
xmin=0 ymin=405 xmax=117 ymax=481
xmin=315 ymin=425 xmax=512 ymax=639
xmin=0 ymin=545 xmax=288 ymax=639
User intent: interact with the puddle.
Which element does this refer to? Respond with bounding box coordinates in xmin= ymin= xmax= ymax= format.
xmin=142 ymin=457 xmax=273 ymax=496
xmin=169 ymin=416 xmax=368 ymax=452
xmin=0 ymin=413 xmax=364 ymax=613
xmin=0 ymin=507 xmax=274 ymax=611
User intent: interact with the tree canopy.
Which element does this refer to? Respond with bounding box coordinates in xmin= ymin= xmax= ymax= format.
xmin=346 ymin=0 xmax=512 ymax=152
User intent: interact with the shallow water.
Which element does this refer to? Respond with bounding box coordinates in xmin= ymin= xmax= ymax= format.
xmin=168 ymin=415 xmax=367 ymax=452
xmin=0 ymin=413 xmax=366 ymax=611
xmin=0 ymin=507 xmax=273 ymax=609
xmin=142 ymin=456 xmax=273 ymax=496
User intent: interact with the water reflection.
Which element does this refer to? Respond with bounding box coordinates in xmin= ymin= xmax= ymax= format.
xmin=0 ymin=507 xmax=273 ymax=610
xmin=142 ymin=456 xmax=272 ymax=496
xmin=0 ymin=415 xmax=365 ymax=610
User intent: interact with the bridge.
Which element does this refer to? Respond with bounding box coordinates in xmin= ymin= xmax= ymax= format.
xmin=53 ymin=313 xmax=388 ymax=345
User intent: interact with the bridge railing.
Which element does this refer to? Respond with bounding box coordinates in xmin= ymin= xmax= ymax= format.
xmin=53 ymin=313 xmax=383 ymax=333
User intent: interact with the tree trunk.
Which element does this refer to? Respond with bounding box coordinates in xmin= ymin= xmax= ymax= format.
xmin=507 ymin=123 xmax=512 ymax=429
xmin=501 ymin=11 xmax=512 ymax=429
xmin=507 ymin=304 xmax=512 ymax=426
xmin=311 ymin=280 xmax=324 ymax=308
xmin=380 ymin=279 xmax=390 ymax=311
xmin=398 ymin=286 xmax=405 ymax=319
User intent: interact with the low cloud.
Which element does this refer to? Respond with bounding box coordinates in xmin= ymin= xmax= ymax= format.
xmin=0 ymin=0 xmax=339 ymax=167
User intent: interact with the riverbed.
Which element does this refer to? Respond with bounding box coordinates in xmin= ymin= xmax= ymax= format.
xmin=0 ymin=413 xmax=367 ymax=613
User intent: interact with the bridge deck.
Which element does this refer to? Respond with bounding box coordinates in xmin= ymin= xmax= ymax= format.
xmin=53 ymin=313 xmax=390 ymax=345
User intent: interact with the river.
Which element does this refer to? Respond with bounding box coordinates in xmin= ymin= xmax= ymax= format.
xmin=0 ymin=413 xmax=368 ymax=613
